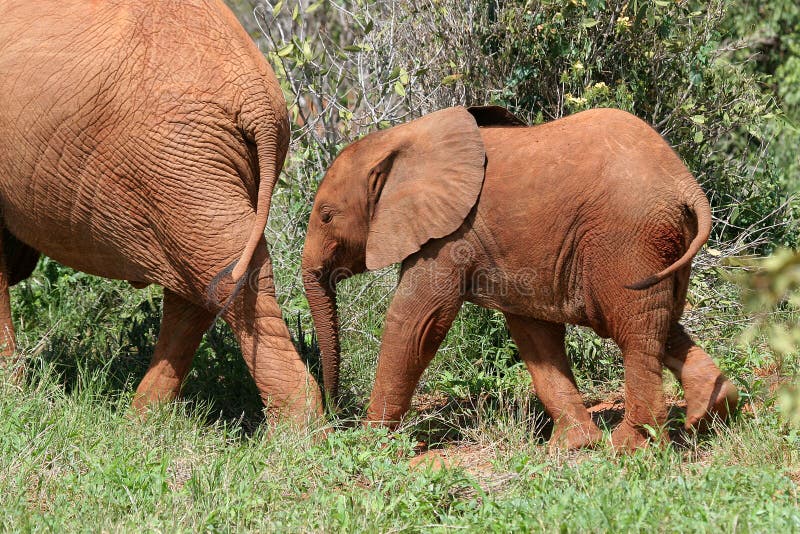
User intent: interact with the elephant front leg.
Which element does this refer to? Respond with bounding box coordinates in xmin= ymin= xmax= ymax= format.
xmin=366 ymin=262 xmax=463 ymax=427
xmin=665 ymin=323 xmax=738 ymax=430
xmin=0 ymin=227 xmax=20 ymax=382
xmin=504 ymin=315 xmax=602 ymax=450
xmin=133 ymin=289 xmax=214 ymax=412
xmin=222 ymin=256 xmax=323 ymax=427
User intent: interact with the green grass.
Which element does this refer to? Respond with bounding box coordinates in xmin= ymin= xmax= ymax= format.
xmin=1 ymin=362 xmax=798 ymax=532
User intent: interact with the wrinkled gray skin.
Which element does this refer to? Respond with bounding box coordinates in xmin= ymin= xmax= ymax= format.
xmin=0 ymin=0 xmax=322 ymax=423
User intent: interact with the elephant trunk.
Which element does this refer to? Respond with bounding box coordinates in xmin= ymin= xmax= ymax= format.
xmin=302 ymin=266 xmax=342 ymax=402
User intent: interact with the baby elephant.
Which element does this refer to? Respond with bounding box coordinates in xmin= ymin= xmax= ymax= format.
xmin=302 ymin=106 xmax=738 ymax=450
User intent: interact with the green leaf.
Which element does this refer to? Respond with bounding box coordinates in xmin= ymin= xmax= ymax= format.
xmin=272 ymin=0 xmax=283 ymax=17
xmin=693 ymin=130 xmax=704 ymax=143
xmin=690 ymin=114 xmax=706 ymax=124
xmin=441 ymin=73 xmax=463 ymax=85
xmin=582 ymin=18 xmax=599 ymax=28
xmin=276 ymin=43 xmax=295 ymax=57
xmin=394 ymin=81 xmax=406 ymax=97
xmin=306 ymin=1 xmax=324 ymax=14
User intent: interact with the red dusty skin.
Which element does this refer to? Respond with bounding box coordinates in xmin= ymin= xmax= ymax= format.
xmin=0 ymin=0 xmax=321 ymax=423
xmin=302 ymin=106 xmax=737 ymax=451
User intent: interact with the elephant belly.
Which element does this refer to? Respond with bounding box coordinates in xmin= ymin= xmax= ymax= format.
xmin=2 ymin=200 xmax=156 ymax=283
xmin=465 ymin=265 xmax=588 ymax=326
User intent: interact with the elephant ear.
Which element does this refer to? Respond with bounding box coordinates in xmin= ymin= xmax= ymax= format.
xmin=365 ymin=107 xmax=486 ymax=270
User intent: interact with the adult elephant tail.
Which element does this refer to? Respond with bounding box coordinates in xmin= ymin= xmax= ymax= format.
xmin=231 ymin=111 xmax=290 ymax=282
xmin=626 ymin=180 xmax=712 ymax=290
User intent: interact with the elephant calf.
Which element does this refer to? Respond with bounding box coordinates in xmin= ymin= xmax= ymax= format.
xmin=302 ymin=106 xmax=738 ymax=450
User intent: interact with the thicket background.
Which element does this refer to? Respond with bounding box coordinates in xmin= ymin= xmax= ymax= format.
xmin=2 ymin=1 xmax=799 ymax=530
xmin=223 ymin=0 xmax=800 ymax=417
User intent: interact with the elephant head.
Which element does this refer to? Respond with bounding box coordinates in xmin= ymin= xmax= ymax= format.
xmin=302 ymin=106 xmax=487 ymax=400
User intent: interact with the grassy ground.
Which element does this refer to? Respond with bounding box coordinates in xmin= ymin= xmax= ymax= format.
xmin=1 ymin=255 xmax=799 ymax=532
xmin=0 ymin=187 xmax=797 ymax=531
xmin=1 ymin=362 xmax=798 ymax=532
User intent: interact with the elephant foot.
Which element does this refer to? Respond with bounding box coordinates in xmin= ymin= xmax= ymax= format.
xmin=610 ymin=418 xmax=668 ymax=452
xmin=549 ymin=420 xmax=603 ymax=451
xmin=665 ymin=325 xmax=739 ymax=431
xmin=131 ymin=386 xmax=179 ymax=415
xmin=682 ymin=358 xmax=739 ymax=431
xmin=685 ymin=377 xmax=738 ymax=431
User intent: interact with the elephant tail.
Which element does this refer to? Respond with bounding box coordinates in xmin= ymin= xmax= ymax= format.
xmin=626 ymin=182 xmax=712 ymax=290
xmin=230 ymin=120 xmax=287 ymax=283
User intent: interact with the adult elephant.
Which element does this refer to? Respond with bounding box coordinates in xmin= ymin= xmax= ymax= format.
xmin=0 ymin=0 xmax=322 ymax=423
xmin=301 ymin=106 xmax=738 ymax=450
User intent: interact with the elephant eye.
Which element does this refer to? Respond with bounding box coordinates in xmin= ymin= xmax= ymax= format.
xmin=319 ymin=208 xmax=333 ymax=224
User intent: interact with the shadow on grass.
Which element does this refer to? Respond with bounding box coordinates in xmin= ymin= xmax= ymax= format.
xmin=23 ymin=307 xmax=329 ymax=437
xmin=386 ymin=393 xmax=554 ymax=450
xmin=355 ymin=392 xmax=698 ymax=452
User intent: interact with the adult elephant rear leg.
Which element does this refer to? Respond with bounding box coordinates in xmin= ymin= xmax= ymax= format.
xmin=219 ymin=246 xmax=323 ymax=428
xmin=608 ymin=279 xmax=674 ymax=451
xmin=504 ymin=315 xmax=602 ymax=450
xmin=132 ymin=289 xmax=214 ymax=412
xmin=665 ymin=323 xmax=738 ymax=431
xmin=0 ymin=226 xmax=20 ymax=381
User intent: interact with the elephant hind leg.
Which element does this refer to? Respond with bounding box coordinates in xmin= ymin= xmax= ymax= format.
xmin=132 ymin=289 xmax=214 ymax=412
xmin=665 ymin=323 xmax=738 ymax=430
xmin=0 ymin=226 xmax=22 ymax=382
xmin=218 ymin=246 xmax=323 ymax=427
xmin=504 ymin=315 xmax=602 ymax=450
xmin=607 ymin=279 xmax=674 ymax=451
